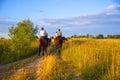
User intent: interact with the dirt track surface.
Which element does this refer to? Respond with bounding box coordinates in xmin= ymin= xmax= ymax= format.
xmin=0 ymin=55 xmax=41 ymax=79
xmin=0 ymin=55 xmax=83 ymax=80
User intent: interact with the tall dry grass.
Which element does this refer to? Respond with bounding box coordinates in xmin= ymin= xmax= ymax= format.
xmin=36 ymin=55 xmax=73 ymax=80
xmin=62 ymin=38 xmax=120 ymax=80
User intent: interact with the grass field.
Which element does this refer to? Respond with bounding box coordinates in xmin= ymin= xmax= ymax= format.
xmin=62 ymin=38 xmax=120 ymax=80
xmin=0 ymin=38 xmax=120 ymax=80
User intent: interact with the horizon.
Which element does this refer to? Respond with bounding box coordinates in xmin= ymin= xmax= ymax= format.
xmin=0 ymin=0 xmax=120 ymax=38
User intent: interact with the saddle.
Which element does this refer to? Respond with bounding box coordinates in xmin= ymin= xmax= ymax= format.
xmin=40 ymin=36 xmax=48 ymax=46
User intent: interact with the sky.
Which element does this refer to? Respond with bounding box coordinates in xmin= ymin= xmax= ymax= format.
xmin=0 ymin=0 xmax=120 ymax=38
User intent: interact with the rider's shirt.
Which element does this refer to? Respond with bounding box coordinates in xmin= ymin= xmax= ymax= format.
xmin=40 ymin=30 xmax=47 ymax=37
xmin=57 ymin=31 xmax=62 ymax=37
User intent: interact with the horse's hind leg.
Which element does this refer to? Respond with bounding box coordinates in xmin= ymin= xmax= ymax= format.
xmin=42 ymin=47 xmax=45 ymax=56
xmin=38 ymin=45 xmax=41 ymax=56
xmin=56 ymin=46 xmax=60 ymax=54
xmin=57 ymin=45 xmax=62 ymax=54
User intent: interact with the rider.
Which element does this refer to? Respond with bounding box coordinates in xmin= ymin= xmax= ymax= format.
xmin=56 ymin=28 xmax=62 ymax=37
xmin=40 ymin=27 xmax=48 ymax=43
xmin=54 ymin=32 xmax=58 ymax=38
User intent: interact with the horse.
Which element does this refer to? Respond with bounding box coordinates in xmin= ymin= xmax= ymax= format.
xmin=48 ymin=38 xmax=51 ymax=46
xmin=62 ymin=36 xmax=68 ymax=43
xmin=54 ymin=36 xmax=63 ymax=54
xmin=38 ymin=37 xmax=48 ymax=56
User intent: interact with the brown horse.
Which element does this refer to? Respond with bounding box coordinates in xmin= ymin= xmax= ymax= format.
xmin=54 ymin=36 xmax=63 ymax=53
xmin=38 ymin=37 xmax=48 ymax=56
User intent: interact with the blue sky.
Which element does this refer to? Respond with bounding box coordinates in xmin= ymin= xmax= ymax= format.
xmin=0 ymin=0 xmax=120 ymax=38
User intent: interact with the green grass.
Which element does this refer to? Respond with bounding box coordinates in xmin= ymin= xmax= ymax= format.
xmin=0 ymin=38 xmax=38 ymax=65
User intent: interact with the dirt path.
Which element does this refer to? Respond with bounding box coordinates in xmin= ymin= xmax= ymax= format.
xmin=0 ymin=55 xmax=42 ymax=79
xmin=70 ymin=65 xmax=83 ymax=80
xmin=10 ymin=56 xmax=43 ymax=80
xmin=0 ymin=55 xmax=83 ymax=80
xmin=62 ymin=61 xmax=83 ymax=80
xmin=15 ymin=56 xmax=42 ymax=73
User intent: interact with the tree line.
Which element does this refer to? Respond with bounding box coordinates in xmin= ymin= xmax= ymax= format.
xmin=71 ymin=34 xmax=120 ymax=39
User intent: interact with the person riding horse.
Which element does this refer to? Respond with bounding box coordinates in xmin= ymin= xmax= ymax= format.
xmin=38 ymin=27 xmax=48 ymax=56
xmin=54 ymin=29 xmax=63 ymax=53
xmin=57 ymin=28 xmax=62 ymax=37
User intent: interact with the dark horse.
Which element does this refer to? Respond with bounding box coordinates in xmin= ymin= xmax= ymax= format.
xmin=62 ymin=36 xmax=68 ymax=43
xmin=54 ymin=36 xmax=63 ymax=54
xmin=48 ymin=38 xmax=51 ymax=46
xmin=38 ymin=37 xmax=48 ymax=56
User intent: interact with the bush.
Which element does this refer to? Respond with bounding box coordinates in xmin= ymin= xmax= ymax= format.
xmin=0 ymin=20 xmax=38 ymax=65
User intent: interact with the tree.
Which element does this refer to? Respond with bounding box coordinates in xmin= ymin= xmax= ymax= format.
xmin=106 ymin=35 xmax=113 ymax=38
xmin=73 ymin=34 xmax=78 ymax=38
xmin=96 ymin=34 xmax=104 ymax=39
xmin=86 ymin=34 xmax=94 ymax=38
xmin=9 ymin=20 xmax=38 ymax=41
xmin=8 ymin=20 xmax=38 ymax=58
xmin=113 ymin=34 xmax=120 ymax=39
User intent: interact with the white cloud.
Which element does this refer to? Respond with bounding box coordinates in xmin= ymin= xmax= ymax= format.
xmin=65 ymin=20 xmax=91 ymax=26
xmin=0 ymin=16 xmax=9 ymax=21
xmin=1 ymin=10 xmax=120 ymax=37
xmin=0 ymin=16 xmax=20 ymax=22
xmin=107 ymin=4 xmax=120 ymax=10
xmin=35 ymin=11 xmax=120 ymax=30
xmin=0 ymin=33 xmax=9 ymax=38
xmin=36 ymin=16 xmax=92 ymax=28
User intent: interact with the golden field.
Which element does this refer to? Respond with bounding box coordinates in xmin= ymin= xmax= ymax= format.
xmin=0 ymin=38 xmax=120 ymax=80
xmin=62 ymin=38 xmax=120 ymax=80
